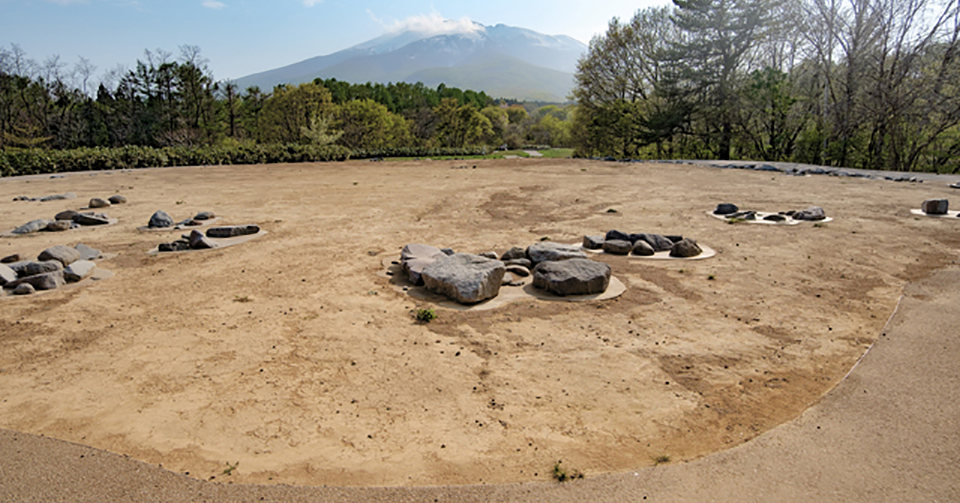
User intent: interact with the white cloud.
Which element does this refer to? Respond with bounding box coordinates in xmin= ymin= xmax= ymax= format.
xmin=302 ymin=0 xmax=322 ymax=6
xmin=201 ymin=0 xmax=225 ymax=9
xmin=368 ymin=11 xmax=484 ymax=36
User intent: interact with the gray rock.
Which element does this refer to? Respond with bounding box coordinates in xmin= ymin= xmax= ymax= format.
xmin=206 ymin=225 xmax=260 ymax=238
xmin=75 ymin=213 xmax=110 ymax=226
xmin=159 ymin=240 xmax=191 ymax=252
xmin=501 ymin=272 xmax=525 ymax=287
xmin=503 ymin=258 xmax=532 ymax=269
xmin=13 ymin=196 xmax=31 ymax=202
xmin=12 ymin=219 xmax=51 ymax=235
xmin=75 ymin=244 xmax=102 ymax=261
xmin=193 ymin=210 xmax=214 ymax=220
xmin=63 ymin=260 xmax=96 ymax=282
xmin=526 ymin=242 xmax=588 ymax=264
xmin=714 ymin=203 xmax=739 ymax=215
xmin=179 ymin=219 xmax=203 ymax=227
xmin=38 ymin=245 xmax=82 ymax=266
xmin=55 ymin=210 xmax=79 ymax=221
xmin=10 ymin=270 xmax=65 ymax=291
xmin=793 ymin=206 xmax=826 ymax=221
xmin=0 ymin=263 xmax=16 ymax=286
xmin=632 ymin=241 xmax=656 ymax=256
xmin=189 ymin=230 xmax=218 ymax=249
xmin=631 ymin=233 xmax=675 ymax=252
xmin=602 ymin=239 xmax=633 ymax=255
xmin=505 ymin=264 xmax=531 ymax=277
xmin=763 ymin=214 xmax=787 ymax=222
xmin=582 ymin=235 xmax=605 ymax=250
xmin=670 ymin=238 xmax=703 ymax=258
xmin=400 ymin=244 xmax=447 ymax=285
xmin=148 ymin=210 xmax=175 ymax=228
xmin=921 ymin=199 xmax=949 ymax=215
xmin=604 ymin=230 xmax=631 ymax=242
xmin=532 ymin=258 xmax=611 ymax=296
xmin=440 ymin=248 xmax=456 ymax=256
xmin=478 ymin=251 xmax=499 ymax=260
xmin=422 ymin=253 xmax=505 ymax=304
xmin=12 ymin=283 xmax=35 ymax=295
xmin=726 ymin=210 xmax=757 ymax=220
xmin=9 ymin=260 xmax=62 ymax=278
xmin=89 ymin=197 xmax=111 ymax=208
xmin=500 ymin=247 xmax=527 ymax=261
xmin=666 ymin=235 xmax=684 ymax=243
xmin=108 ymin=195 xmax=127 ymax=204
xmin=39 ymin=193 xmax=75 ymax=202
xmin=46 ymin=220 xmax=72 ymax=232
xmin=1 ymin=254 xmax=20 ymax=264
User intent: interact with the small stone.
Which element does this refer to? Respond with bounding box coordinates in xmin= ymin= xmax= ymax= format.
xmin=75 ymin=244 xmax=102 ymax=261
xmin=108 ymin=195 xmax=127 ymax=204
xmin=582 ymin=235 xmax=605 ymax=250
xmin=148 ymin=210 xmax=175 ymax=228
xmin=45 ymin=220 xmax=72 ymax=232
xmin=726 ymin=211 xmax=757 ymax=220
xmin=38 ymin=245 xmax=82 ymax=266
xmin=180 ymin=219 xmax=202 ymax=227
xmin=632 ymin=241 xmax=656 ymax=256
xmin=39 ymin=193 xmax=75 ymax=202
xmin=763 ymin=214 xmax=786 ymax=222
xmin=714 ymin=203 xmax=739 ymax=215
xmin=9 ymin=260 xmax=63 ymax=278
xmin=921 ymin=199 xmax=948 ymax=215
xmin=503 ymin=258 xmax=532 ymax=269
xmin=670 ymin=238 xmax=703 ymax=258
xmin=206 ymin=225 xmax=260 ymax=238
xmin=13 ymin=283 xmax=35 ymax=295
xmin=440 ymin=248 xmax=456 ymax=256
xmin=501 ymin=272 xmax=524 ymax=287
xmin=604 ymin=230 xmax=631 ymax=242
xmin=63 ymin=260 xmax=96 ymax=282
xmin=75 ymin=213 xmax=110 ymax=226
xmin=665 ymin=235 xmax=683 ymax=243
xmin=505 ymin=265 xmax=531 ymax=277
xmin=89 ymin=198 xmax=111 ymax=208
xmin=0 ymin=263 xmax=16 ymax=286
xmin=189 ymin=230 xmax=218 ymax=249
xmin=158 ymin=241 xmax=191 ymax=252
xmin=193 ymin=210 xmax=214 ymax=220
xmin=500 ymin=247 xmax=527 ymax=261
xmin=10 ymin=270 xmax=65 ymax=290
xmin=793 ymin=206 xmax=826 ymax=221
xmin=478 ymin=251 xmax=499 ymax=260
xmin=12 ymin=219 xmax=51 ymax=235
xmin=631 ymin=233 xmax=675 ymax=252
xmin=602 ymin=239 xmax=633 ymax=255
xmin=1 ymin=254 xmax=21 ymax=264
xmin=55 ymin=210 xmax=79 ymax=221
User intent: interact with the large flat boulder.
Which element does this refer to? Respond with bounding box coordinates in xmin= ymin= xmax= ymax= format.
xmin=526 ymin=242 xmax=588 ymax=265
xmin=64 ymin=260 xmax=96 ymax=282
xmin=9 ymin=270 xmax=65 ymax=291
xmin=602 ymin=239 xmax=633 ymax=255
xmin=421 ymin=253 xmax=505 ymax=304
xmin=206 ymin=225 xmax=260 ymax=238
xmin=400 ymin=244 xmax=448 ymax=285
xmin=533 ymin=258 xmax=611 ymax=296
xmin=793 ymin=206 xmax=826 ymax=221
xmin=38 ymin=245 xmax=82 ymax=266
xmin=12 ymin=219 xmax=51 ymax=235
xmin=8 ymin=260 xmax=63 ymax=278
xmin=75 ymin=213 xmax=110 ymax=226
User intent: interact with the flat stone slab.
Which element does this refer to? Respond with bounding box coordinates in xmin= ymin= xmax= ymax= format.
xmin=911 ymin=208 xmax=960 ymax=219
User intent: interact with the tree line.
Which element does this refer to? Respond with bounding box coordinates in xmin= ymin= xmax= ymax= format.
xmin=0 ymin=44 xmax=573 ymax=154
xmin=572 ymin=0 xmax=960 ymax=173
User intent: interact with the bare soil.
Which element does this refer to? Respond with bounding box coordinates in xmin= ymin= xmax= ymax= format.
xmin=0 ymin=158 xmax=955 ymax=487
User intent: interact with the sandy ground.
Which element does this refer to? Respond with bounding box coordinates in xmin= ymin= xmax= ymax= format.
xmin=0 ymin=158 xmax=957 ymax=490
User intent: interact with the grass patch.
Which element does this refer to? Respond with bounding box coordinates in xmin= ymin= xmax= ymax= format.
xmin=415 ymin=308 xmax=437 ymax=323
xmin=552 ymin=460 xmax=583 ymax=482
xmin=233 ymin=295 xmax=252 ymax=303
xmin=653 ymin=455 xmax=671 ymax=465
xmin=222 ymin=461 xmax=239 ymax=476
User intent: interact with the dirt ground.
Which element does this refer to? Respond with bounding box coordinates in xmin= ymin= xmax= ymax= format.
xmin=0 ymin=158 xmax=956 ymax=487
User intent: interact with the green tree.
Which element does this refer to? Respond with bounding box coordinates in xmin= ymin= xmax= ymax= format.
xmin=259 ymin=82 xmax=336 ymax=144
xmin=335 ymin=98 xmax=412 ymax=149
xmin=433 ymin=98 xmax=493 ymax=147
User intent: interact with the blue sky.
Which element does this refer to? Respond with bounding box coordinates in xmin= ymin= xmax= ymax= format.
xmin=1 ymin=0 xmax=669 ymax=83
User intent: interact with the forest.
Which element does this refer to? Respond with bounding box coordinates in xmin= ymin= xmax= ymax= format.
xmin=3 ymin=0 xmax=960 ymax=174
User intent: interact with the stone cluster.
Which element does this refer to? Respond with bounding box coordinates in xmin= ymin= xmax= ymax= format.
xmin=147 ymin=210 xmax=216 ymax=229
xmin=12 ymin=193 xmax=76 ymax=202
xmin=713 ymin=203 xmax=827 ymax=222
xmin=398 ymin=241 xmax=612 ymax=305
xmin=11 ymin=210 xmax=112 ymax=235
xmin=0 ymin=244 xmax=102 ymax=296
xmin=583 ymin=231 xmax=703 ymax=258
xmin=156 ymin=225 xmax=260 ymax=252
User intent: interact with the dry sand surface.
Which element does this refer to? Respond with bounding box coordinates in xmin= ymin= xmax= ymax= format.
xmin=0 ymin=158 xmax=958 ymax=491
